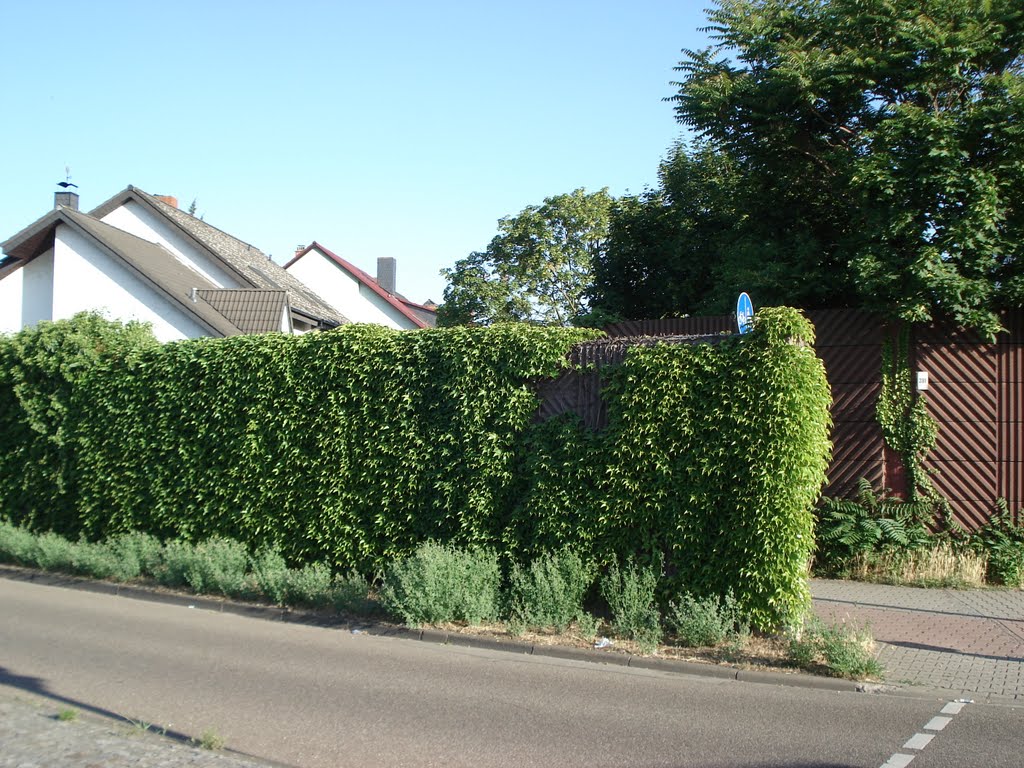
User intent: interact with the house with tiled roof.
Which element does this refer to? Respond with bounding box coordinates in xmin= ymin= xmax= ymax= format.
xmin=285 ymin=242 xmax=436 ymax=330
xmin=0 ymin=186 xmax=348 ymax=341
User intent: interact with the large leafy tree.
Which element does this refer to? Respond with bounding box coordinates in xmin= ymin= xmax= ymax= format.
xmin=439 ymin=188 xmax=613 ymax=326
xmin=595 ymin=0 xmax=1024 ymax=336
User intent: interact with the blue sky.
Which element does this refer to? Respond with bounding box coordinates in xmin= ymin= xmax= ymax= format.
xmin=1 ymin=1 xmax=710 ymax=305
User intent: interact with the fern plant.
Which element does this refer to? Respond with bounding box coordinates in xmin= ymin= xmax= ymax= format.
xmin=969 ymin=499 xmax=1024 ymax=587
xmin=816 ymin=478 xmax=934 ymax=571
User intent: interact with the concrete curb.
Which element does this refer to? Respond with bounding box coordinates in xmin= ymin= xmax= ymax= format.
xmin=0 ymin=564 xmax=885 ymax=696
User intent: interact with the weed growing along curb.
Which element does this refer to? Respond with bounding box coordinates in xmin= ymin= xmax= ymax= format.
xmin=56 ymin=708 xmax=78 ymax=722
xmin=787 ymin=617 xmax=883 ymax=680
xmin=0 ymin=522 xmax=887 ymax=682
xmin=196 ymin=728 xmax=225 ymax=751
xmin=667 ymin=591 xmax=750 ymax=648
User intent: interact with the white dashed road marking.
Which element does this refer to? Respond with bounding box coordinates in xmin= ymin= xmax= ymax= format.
xmin=879 ymin=700 xmax=970 ymax=768
xmin=923 ymin=715 xmax=952 ymax=731
xmin=902 ymin=733 xmax=934 ymax=750
xmin=881 ymin=754 xmax=915 ymax=768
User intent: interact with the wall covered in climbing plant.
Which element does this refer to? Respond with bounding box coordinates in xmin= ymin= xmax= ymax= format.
xmin=0 ymin=309 xmax=830 ymax=629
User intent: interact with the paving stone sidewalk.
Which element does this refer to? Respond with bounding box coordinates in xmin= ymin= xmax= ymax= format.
xmin=811 ymin=578 xmax=1024 ymax=704
xmin=0 ymin=690 xmax=280 ymax=768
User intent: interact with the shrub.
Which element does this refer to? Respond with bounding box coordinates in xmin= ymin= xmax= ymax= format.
xmin=666 ymin=590 xmax=749 ymax=648
xmin=154 ymin=540 xmax=192 ymax=588
xmin=33 ymin=532 xmax=77 ymax=571
xmin=70 ymin=540 xmax=133 ymax=581
xmin=155 ymin=537 xmax=249 ymax=597
xmin=507 ymin=547 xmax=596 ymax=632
xmin=285 ymin=562 xmax=334 ymax=607
xmin=117 ymin=531 xmax=164 ymax=575
xmin=380 ymin=542 xmax=500 ymax=627
xmin=600 ymin=558 xmax=661 ymax=652
xmin=68 ymin=532 xmax=164 ymax=582
xmin=250 ymin=545 xmax=290 ymax=604
xmin=331 ymin=570 xmax=375 ymax=615
xmin=0 ymin=521 xmax=38 ymax=565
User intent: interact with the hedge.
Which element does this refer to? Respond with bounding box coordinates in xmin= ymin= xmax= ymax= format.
xmin=0 ymin=308 xmax=830 ymax=629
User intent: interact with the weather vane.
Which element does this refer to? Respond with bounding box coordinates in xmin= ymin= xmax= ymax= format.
xmin=57 ymin=165 xmax=77 ymax=190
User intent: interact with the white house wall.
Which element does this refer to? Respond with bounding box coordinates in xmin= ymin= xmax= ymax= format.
xmin=287 ymin=249 xmax=413 ymax=329
xmin=0 ymin=261 xmax=46 ymax=334
xmin=0 ymin=267 xmax=24 ymax=334
xmin=52 ymin=225 xmax=212 ymax=342
xmin=101 ymin=200 xmax=242 ymax=290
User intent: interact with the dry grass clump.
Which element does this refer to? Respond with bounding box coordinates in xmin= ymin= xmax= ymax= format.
xmin=847 ymin=542 xmax=987 ymax=588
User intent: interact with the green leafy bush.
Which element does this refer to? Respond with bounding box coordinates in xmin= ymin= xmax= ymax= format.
xmin=0 ymin=314 xmax=156 ymax=537
xmin=507 ymin=547 xmax=596 ymax=633
xmin=666 ymin=591 xmax=749 ymax=648
xmin=380 ymin=542 xmax=500 ymax=627
xmin=601 ymin=558 xmax=662 ymax=652
xmin=595 ymin=307 xmax=830 ymax=629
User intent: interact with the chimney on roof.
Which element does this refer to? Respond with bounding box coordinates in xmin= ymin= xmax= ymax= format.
xmin=154 ymin=195 xmax=179 ymax=209
xmin=377 ymin=257 xmax=397 ymax=295
xmin=54 ymin=190 xmax=79 ymax=211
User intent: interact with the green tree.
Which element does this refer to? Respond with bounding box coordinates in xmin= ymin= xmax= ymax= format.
xmin=595 ymin=142 xmax=749 ymax=320
xmin=595 ymin=0 xmax=1024 ymax=336
xmin=439 ymin=188 xmax=614 ymax=326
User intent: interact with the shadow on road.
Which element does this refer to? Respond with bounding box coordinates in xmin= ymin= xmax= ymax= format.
xmin=0 ymin=665 xmax=202 ymax=747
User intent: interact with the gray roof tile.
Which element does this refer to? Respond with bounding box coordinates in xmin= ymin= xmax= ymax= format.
xmin=195 ymin=289 xmax=288 ymax=334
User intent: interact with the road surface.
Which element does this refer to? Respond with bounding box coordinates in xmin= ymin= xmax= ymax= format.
xmin=1 ymin=578 xmax=1019 ymax=767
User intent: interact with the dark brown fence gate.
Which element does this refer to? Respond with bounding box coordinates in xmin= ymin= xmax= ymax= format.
xmin=545 ymin=309 xmax=1024 ymax=530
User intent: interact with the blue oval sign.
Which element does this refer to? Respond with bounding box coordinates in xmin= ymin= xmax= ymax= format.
xmin=736 ymin=292 xmax=754 ymax=334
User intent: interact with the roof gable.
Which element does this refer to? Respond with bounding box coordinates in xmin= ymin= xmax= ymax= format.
xmin=1 ymin=206 xmax=244 ymax=337
xmin=286 ymin=243 xmax=435 ymax=329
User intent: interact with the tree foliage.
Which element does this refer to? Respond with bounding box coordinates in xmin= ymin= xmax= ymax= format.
xmin=439 ymin=188 xmax=613 ymax=326
xmin=594 ymin=0 xmax=1024 ymax=337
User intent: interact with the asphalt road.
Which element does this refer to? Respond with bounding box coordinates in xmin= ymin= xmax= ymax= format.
xmin=1 ymin=578 xmax=1020 ymax=767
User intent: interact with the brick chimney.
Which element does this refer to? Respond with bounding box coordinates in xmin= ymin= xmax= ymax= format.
xmin=377 ymin=257 xmax=397 ymax=295
xmin=54 ymin=190 xmax=79 ymax=210
xmin=154 ymin=195 xmax=179 ymax=209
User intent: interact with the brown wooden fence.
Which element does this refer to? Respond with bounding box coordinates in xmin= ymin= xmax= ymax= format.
xmin=536 ymin=309 xmax=1023 ymax=530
